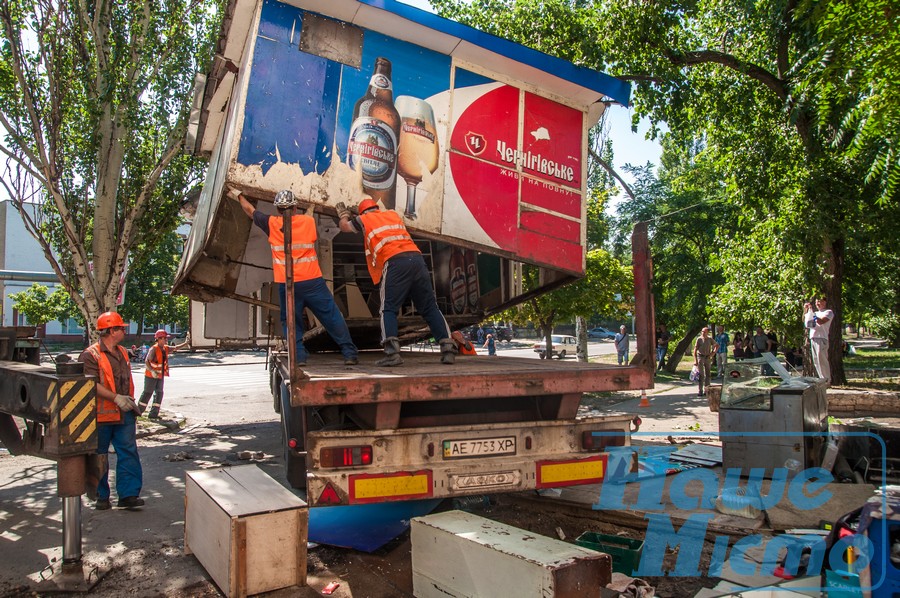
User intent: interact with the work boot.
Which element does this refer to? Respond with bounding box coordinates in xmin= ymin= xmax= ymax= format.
xmin=95 ymin=498 xmax=111 ymax=511
xmin=148 ymin=409 xmax=160 ymax=420
xmin=344 ymin=356 xmax=359 ymax=366
xmin=376 ymin=337 xmax=403 ymax=367
xmin=439 ymin=338 xmax=456 ymax=365
xmin=117 ymin=496 xmax=145 ymax=509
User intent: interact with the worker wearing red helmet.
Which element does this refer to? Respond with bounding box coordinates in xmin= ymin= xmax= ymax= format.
xmin=229 ymin=187 xmax=359 ymax=366
xmin=78 ymin=311 xmax=144 ymax=510
xmin=337 ymin=197 xmax=455 ymax=366
xmin=137 ymin=329 xmax=190 ymax=419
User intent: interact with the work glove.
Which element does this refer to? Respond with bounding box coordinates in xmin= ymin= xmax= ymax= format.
xmin=335 ymin=201 xmax=352 ymax=220
xmin=113 ymin=394 xmax=138 ymax=413
xmin=226 ymin=186 xmax=242 ymax=201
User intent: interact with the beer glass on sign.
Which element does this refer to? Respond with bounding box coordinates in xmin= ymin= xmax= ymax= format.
xmin=395 ymin=96 xmax=439 ymax=220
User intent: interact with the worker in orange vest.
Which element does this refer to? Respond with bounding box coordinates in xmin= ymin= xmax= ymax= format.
xmin=138 ymin=329 xmax=190 ymax=419
xmin=337 ymin=197 xmax=455 ymax=366
xmin=230 ymin=188 xmax=359 ymax=366
xmin=78 ymin=311 xmax=144 ymax=510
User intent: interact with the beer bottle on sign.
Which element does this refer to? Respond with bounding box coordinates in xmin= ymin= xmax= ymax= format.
xmin=449 ymin=248 xmax=467 ymax=314
xmin=465 ymin=249 xmax=479 ymax=312
xmin=347 ymin=57 xmax=401 ymax=210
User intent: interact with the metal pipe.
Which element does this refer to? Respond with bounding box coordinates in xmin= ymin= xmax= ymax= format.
xmin=0 ymin=270 xmax=59 ymax=282
xmin=61 ymin=496 xmax=82 ymax=563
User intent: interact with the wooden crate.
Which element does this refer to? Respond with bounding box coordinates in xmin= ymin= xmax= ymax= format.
xmin=185 ymin=465 xmax=307 ymax=598
xmin=412 ymin=510 xmax=611 ymax=598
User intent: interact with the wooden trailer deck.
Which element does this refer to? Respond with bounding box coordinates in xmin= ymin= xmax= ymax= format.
xmin=290 ymin=352 xmax=654 ymax=408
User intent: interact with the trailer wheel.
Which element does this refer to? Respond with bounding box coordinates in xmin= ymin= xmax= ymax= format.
xmin=279 ymin=381 xmax=307 ymax=489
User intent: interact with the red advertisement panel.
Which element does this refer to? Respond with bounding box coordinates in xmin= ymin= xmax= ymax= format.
xmin=522 ymin=93 xmax=582 ymax=188
xmin=449 ymin=84 xmax=518 ymax=167
xmin=446 ymin=151 xmax=519 ymax=251
xmin=521 ymin=175 xmax=581 ymax=219
xmin=520 ymin=210 xmax=580 ymax=243
xmin=517 ymin=229 xmax=582 ymax=274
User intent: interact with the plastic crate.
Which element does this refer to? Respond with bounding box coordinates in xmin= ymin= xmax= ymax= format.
xmin=574 ymin=532 xmax=643 ymax=575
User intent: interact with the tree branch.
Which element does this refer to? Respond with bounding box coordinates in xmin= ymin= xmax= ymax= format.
xmin=665 ymin=48 xmax=789 ymax=102
xmin=589 ymin=147 xmax=636 ymax=201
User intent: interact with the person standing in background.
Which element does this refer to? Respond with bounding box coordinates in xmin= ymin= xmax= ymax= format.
xmin=656 ymin=324 xmax=671 ymax=371
xmin=714 ymin=325 xmax=729 ymax=377
xmin=804 ymin=297 xmax=834 ymax=382
xmin=483 ymin=333 xmax=496 ymax=356
xmin=138 ymin=329 xmax=190 ymax=419
xmin=693 ymin=326 xmax=715 ymax=397
xmin=614 ymin=325 xmax=630 ymax=365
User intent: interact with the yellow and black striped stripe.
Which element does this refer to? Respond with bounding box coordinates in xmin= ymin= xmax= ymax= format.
xmin=48 ymin=379 xmax=97 ymax=450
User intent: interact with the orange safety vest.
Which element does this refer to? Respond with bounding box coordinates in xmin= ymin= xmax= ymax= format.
xmin=267 ymin=214 xmax=322 ymax=283
xmin=359 ymin=210 xmax=420 ymax=284
xmin=86 ymin=343 xmax=135 ymax=424
xmin=144 ymin=344 xmax=171 ymax=379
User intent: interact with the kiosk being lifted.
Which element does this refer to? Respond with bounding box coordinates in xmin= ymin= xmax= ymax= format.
xmin=174 ymin=0 xmax=656 ymax=506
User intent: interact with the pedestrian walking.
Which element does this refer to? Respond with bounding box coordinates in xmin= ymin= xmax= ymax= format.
xmin=614 ymin=325 xmax=630 ymax=365
xmin=231 ymin=188 xmax=359 ymax=366
xmin=337 ymin=197 xmax=454 ymax=366
xmin=714 ymin=325 xmax=729 ymax=377
xmin=138 ymin=330 xmax=189 ymax=419
xmin=693 ymin=326 xmax=714 ymax=397
xmin=78 ymin=311 xmax=144 ymax=510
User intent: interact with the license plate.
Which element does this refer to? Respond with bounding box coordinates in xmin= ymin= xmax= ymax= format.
xmin=443 ymin=436 xmax=516 ymax=459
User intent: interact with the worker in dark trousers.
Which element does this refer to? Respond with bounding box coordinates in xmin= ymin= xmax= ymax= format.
xmin=336 ymin=197 xmax=454 ymax=366
xmin=230 ymin=187 xmax=359 ymax=366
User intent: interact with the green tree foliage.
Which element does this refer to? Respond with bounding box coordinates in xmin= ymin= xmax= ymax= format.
xmin=118 ymin=230 xmax=189 ymax=332
xmin=614 ymin=152 xmax=729 ymax=371
xmin=0 ymin=0 xmax=222 ymax=339
xmin=503 ymin=249 xmax=633 ymax=353
xmin=10 ymin=283 xmax=76 ymax=328
xmin=432 ymin=0 xmax=899 ymax=384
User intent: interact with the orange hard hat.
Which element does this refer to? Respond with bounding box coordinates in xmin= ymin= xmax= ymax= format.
xmin=358 ymin=198 xmax=378 ymax=214
xmin=154 ymin=330 xmax=168 ymax=340
xmin=97 ymin=311 xmax=126 ymax=330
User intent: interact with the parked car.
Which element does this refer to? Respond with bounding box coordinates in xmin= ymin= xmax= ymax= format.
xmin=533 ymin=335 xmax=577 ymax=359
xmin=587 ymin=327 xmax=616 ymax=340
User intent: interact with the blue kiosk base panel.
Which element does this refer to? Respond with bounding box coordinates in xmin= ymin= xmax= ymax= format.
xmin=308 ymin=499 xmax=444 ymax=552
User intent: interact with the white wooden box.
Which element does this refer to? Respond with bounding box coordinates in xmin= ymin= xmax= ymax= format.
xmin=412 ymin=510 xmax=610 ymax=598
xmin=185 ymin=465 xmax=307 ymax=598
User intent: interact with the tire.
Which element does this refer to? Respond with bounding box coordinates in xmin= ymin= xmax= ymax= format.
xmin=279 ymin=381 xmax=307 ymax=489
xmin=558 ymin=350 xmax=566 ymax=359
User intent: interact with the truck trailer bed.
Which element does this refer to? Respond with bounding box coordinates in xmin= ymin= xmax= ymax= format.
xmin=290 ymin=352 xmax=654 ymax=408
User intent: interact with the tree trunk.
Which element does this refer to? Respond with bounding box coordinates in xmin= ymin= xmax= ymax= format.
xmin=824 ymin=237 xmax=846 ymax=386
xmin=575 ymin=316 xmax=588 ymax=362
xmin=665 ymin=324 xmax=704 ymax=373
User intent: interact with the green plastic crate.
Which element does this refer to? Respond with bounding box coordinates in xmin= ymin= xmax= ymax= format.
xmin=575 ymin=532 xmax=643 ymax=575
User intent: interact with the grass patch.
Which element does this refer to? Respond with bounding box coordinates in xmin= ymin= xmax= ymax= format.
xmin=844 ymin=347 xmax=900 ymax=370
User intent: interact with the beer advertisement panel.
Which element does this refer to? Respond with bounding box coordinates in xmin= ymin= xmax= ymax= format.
xmin=233 ymin=0 xmax=586 ymax=274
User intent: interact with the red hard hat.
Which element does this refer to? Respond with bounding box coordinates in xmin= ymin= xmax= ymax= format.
xmin=358 ymin=198 xmax=378 ymax=214
xmin=97 ymin=311 xmax=126 ymax=330
xmin=154 ymin=330 xmax=168 ymax=340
